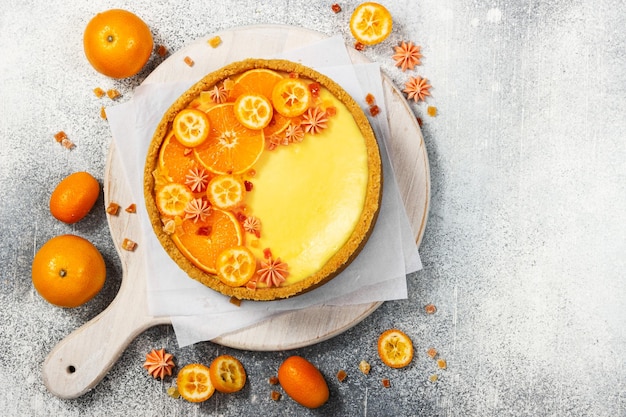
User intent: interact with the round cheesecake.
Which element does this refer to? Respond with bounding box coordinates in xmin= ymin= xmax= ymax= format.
xmin=144 ymin=59 xmax=382 ymax=301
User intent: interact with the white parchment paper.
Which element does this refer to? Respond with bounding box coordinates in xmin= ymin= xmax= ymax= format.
xmin=106 ymin=36 xmax=421 ymax=347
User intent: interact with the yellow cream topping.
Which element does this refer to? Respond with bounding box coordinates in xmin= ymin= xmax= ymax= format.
xmin=247 ymin=90 xmax=369 ymax=284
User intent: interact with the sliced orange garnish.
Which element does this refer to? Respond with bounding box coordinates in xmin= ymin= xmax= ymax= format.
xmin=176 ymin=363 xmax=215 ymax=402
xmin=156 ymin=183 xmax=193 ymax=217
xmin=229 ymin=68 xmax=284 ymax=101
xmin=349 ymin=2 xmax=393 ymax=45
xmin=172 ymin=108 xmax=211 ymax=147
xmin=234 ymin=93 xmax=273 ymax=130
xmin=377 ymin=329 xmax=414 ymax=369
xmin=215 ymin=246 xmax=256 ymax=287
xmin=207 ymin=174 xmax=245 ymax=209
xmin=171 ymin=209 xmax=242 ymax=274
xmin=158 ymin=132 xmax=198 ymax=184
xmin=193 ymin=103 xmax=265 ymax=175
xmin=271 ymin=78 xmax=312 ymax=118
xmin=209 ymin=355 xmax=247 ymax=393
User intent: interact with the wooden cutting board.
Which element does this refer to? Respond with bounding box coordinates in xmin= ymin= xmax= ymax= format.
xmin=42 ymin=25 xmax=430 ymax=399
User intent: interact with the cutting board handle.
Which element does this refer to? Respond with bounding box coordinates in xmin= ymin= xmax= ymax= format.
xmin=42 ymin=258 xmax=169 ymax=399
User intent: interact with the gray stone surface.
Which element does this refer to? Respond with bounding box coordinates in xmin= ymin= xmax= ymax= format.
xmin=1 ymin=0 xmax=625 ymax=415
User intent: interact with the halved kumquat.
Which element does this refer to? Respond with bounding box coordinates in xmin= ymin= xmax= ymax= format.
xmin=377 ymin=328 xmax=414 ymax=369
xmin=176 ymin=363 xmax=215 ymax=402
xmin=349 ymin=2 xmax=393 ymax=45
xmin=215 ymin=246 xmax=256 ymax=287
xmin=271 ymin=78 xmax=311 ymax=118
xmin=209 ymin=355 xmax=247 ymax=393
xmin=173 ymin=108 xmax=211 ymax=147
xmin=234 ymin=93 xmax=273 ymax=130
xmin=156 ymin=183 xmax=193 ymax=217
xmin=207 ymin=174 xmax=245 ymax=210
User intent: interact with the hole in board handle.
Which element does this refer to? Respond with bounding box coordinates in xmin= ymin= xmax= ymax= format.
xmin=67 ymin=365 xmax=76 ymax=374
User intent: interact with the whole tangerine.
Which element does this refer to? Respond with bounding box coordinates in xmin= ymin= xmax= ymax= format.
xmin=49 ymin=171 xmax=100 ymax=224
xmin=83 ymin=9 xmax=153 ymax=78
xmin=278 ymin=356 xmax=329 ymax=409
xmin=31 ymin=234 xmax=106 ymax=308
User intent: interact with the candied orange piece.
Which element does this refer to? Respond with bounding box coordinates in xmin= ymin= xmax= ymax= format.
xmin=107 ymin=89 xmax=121 ymax=99
xmin=208 ymin=36 xmax=222 ymax=48
xmin=93 ymin=87 xmax=106 ymax=98
xmin=106 ymin=202 xmax=120 ymax=215
xmin=184 ymin=56 xmax=194 ymax=67
xmin=122 ymin=238 xmax=137 ymax=251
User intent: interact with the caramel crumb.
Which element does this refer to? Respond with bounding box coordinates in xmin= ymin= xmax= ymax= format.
xmin=106 ymin=89 xmax=121 ymax=100
xmin=125 ymin=204 xmax=137 ymax=213
xmin=268 ymin=376 xmax=279 ymax=385
xmin=100 ymin=106 xmax=107 ymax=120
xmin=166 ymin=386 xmax=180 ymax=399
xmin=106 ymin=202 xmax=120 ymax=216
xmin=437 ymin=359 xmax=447 ymax=370
xmin=429 ymin=374 xmax=438 ymax=382
xmin=61 ymin=138 xmax=75 ymax=149
xmin=184 ymin=56 xmax=195 ymax=67
xmin=358 ymin=360 xmax=371 ymax=375
xmin=331 ymin=3 xmax=341 ymax=13
xmin=425 ymin=303 xmax=437 ymax=314
xmin=157 ymin=44 xmax=168 ymax=57
xmin=54 ymin=131 xmax=67 ymax=143
xmin=336 ymin=369 xmax=347 ymax=382
xmin=381 ymin=378 xmax=391 ymax=388
xmin=93 ymin=87 xmax=106 ymax=98
xmin=427 ymin=106 xmax=438 ymax=117
xmin=427 ymin=347 xmax=438 ymax=359
xmin=208 ymin=36 xmax=222 ymax=48
xmin=354 ymin=42 xmax=365 ymax=51
xmin=229 ymin=296 xmax=242 ymax=307
xmin=271 ymin=390 xmax=281 ymax=401
xmin=122 ymin=238 xmax=137 ymax=251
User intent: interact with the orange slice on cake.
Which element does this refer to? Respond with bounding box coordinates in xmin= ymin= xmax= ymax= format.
xmin=193 ymin=103 xmax=264 ymax=175
xmin=171 ymin=208 xmax=243 ymax=274
xmin=229 ymin=68 xmax=291 ymax=136
xmin=158 ymin=132 xmax=198 ymax=184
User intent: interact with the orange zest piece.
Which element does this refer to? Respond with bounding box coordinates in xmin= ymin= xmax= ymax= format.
xmin=176 ymin=363 xmax=215 ymax=402
xmin=207 ymin=175 xmax=245 ymax=209
xmin=171 ymin=209 xmax=242 ymax=274
xmin=173 ymin=108 xmax=211 ymax=147
xmin=377 ymin=329 xmax=414 ymax=369
xmin=209 ymin=355 xmax=247 ymax=393
xmin=156 ymin=183 xmax=193 ymax=217
xmin=349 ymin=2 xmax=393 ymax=45
xmin=234 ymin=94 xmax=273 ymax=130
xmin=193 ymin=103 xmax=264 ymax=175
xmin=271 ymin=78 xmax=312 ymax=118
xmin=215 ymin=246 xmax=256 ymax=287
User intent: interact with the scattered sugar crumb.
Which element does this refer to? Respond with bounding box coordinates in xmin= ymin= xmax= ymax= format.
xmin=106 ymin=89 xmax=121 ymax=100
xmin=268 ymin=376 xmax=279 ymax=385
xmin=437 ymin=358 xmax=447 ymax=370
xmin=429 ymin=374 xmax=439 ymax=382
xmin=359 ymin=360 xmax=371 ymax=375
xmin=93 ymin=87 xmax=106 ymax=98
xmin=106 ymin=202 xmax=120 ymax=215
xmin=425 ymin=303 xmax=437 ymax=314
xmin=336 ymin=369 xmax=347 ymax=382
xmin=208 ymin=36 xmax=222 ymax=48
xmin=157 ymin=45 xmax=168 ymax=57
xmin=381 ymin=378 xmax=391 ymax=388
xmin=331 ymin=3 xmax=341 ymax=13
xmin=184 ymin=56 xmax=195 ymax=67
xmin=271 ymin=390 xmax=281 ymax=401
xmin=125 ymin=204 xmax=136 ymax=213
xmin=99 ymin=106 xmax=107 ymax=120
xmin=427 ymin=347 xmax=438 ymax=359
xmin=122 ymin=238 xmax=137 ymax=251
xmin=229 ymin=296 xmax=242 ymax=307
xmin=427 ymin=106 xmax=438 ymax=117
